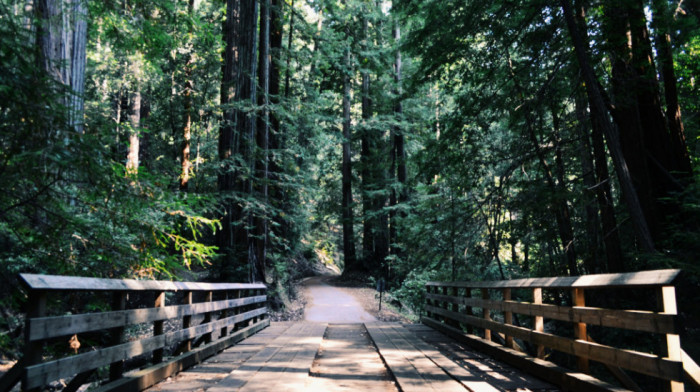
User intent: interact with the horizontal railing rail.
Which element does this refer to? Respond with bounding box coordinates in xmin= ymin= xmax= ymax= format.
xmin=423 ymin=269 xmax=695 ymax=392
xmin=0 ymin=273 xmax=269 ymax=392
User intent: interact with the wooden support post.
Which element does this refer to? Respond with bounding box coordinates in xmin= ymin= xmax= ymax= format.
xmin=465 ymin=288 xmax=473 ymax=334
xmin=109 ymin=292 xmax=127 ymax=380
xmin=183 ymin=291 xmax=193 ymax=352
xmin=481 ymin=288 xmax=491 ymax=341
xmin=533 ymin=287 xmax=545 ymax=359
xmin=572 ymin=288 xmax=589 ymax=373
xmin=153 ymin=291 xmax=165 ymax=364
xmin=503 ymin=288 xmax=514 ymax=349
xmin=22 ymin=290 xmax=46 ymax=392
xmin=441 ymin=286 xmax=449 ymax=324
xmin=220 ymin=291 xmax=229 ymax=338
xmin=425 ymin=285 xmax=433 ymax=320
xmin=233 ymin=289 xmax=242 ymax=331
xmin=203 ymin=291 xmax=213 ymax=344
xmin=658 ymin=286 xmax=684 ymax=392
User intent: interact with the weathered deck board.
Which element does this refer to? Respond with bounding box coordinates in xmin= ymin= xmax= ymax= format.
xmin=366 ymin=322 xmax=467 ymax=392
xmin=405 ymin=324 xmax=558 ymax=391
xmin=208 ymin=322 xmax=326 ymax=391
xmin=146 ymin=322 xmax=559 ymax=392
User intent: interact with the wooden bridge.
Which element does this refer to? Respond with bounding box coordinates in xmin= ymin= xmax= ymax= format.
xmin=1 ymin=269 xmax=699 ymax=392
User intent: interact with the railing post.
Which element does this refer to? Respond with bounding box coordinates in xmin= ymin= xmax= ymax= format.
xmin=572 ymin=288 xmax=589 ymax=373
xmin=503 ymin=288 xmax=513 ymax=349
xmin=23 ymin=290 xmax=46 ymax=392
xmin=481 ymin=288 xmax=491 ymax=341
xmin=658 ymin=286 xmax=683 ymax=392
xmin=153 ymin=291 xmax=165 ymax=364
xmin=109 ymin=292 xmax=127 ymax=380
xmin=182 ymin=291 xmax=193 ymax=352
xmin=533 ymin=287 xmax=544 ymax=359
xmin=424 ymin=285 xmax=432 ymax=320
xmin=203 ymin=291 xmax=213 ymax=343
xmin=465 ymin=288 xmax=473 ymax=334
xmin=220 ymin=291 xmax=229 ymax=338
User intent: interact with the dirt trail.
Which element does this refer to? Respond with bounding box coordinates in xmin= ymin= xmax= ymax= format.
xmin=303 ymin=276 xmax=377 ymax=323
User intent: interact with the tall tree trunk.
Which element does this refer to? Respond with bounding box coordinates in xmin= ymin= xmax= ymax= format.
xmin=180 ymin=0 xmax=195 ymax=191
xmin=126 ymin=59 xmax=141 ymax=175
xmin=389 ymin=22 xmax=405 ymax=279
xmin=651 ymin=0 xmax=692 ymax=176
xmin=575 ymin=90 xmax=603 ymax=273
xmin=574 ymin=0 xmax=624 ymax=272
xmin=254 ymin=0 xmax=271 ymax=282
xmin=35 ymin=0 xmax=87 ymax=133
xmin=284 ymin=0 xmax=294 ymax=98
xmin=360 ymin=15 xmax=374 ymax=269
xmin=341 ymin=21 xmax=358 ymax=273
xmin=560 ymin=0 xmax=655 ymax=252
xmin=268 ymin=0 xmax=284 ymax=250
xmin=218 ymin=0 xmax=240 ymax=280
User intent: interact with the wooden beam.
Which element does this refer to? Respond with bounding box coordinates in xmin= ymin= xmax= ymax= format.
xmin=533 ymin=288 xmax=544 ymax=359
xmin=426 ymin=269 xmax=680 ymax=290
xmin=424 ymin=292 xmax=676 ymax=334
xmin=28 ymin=295 xmax=267 ymax=341
xmin=19 ymin=273 xmax=267 ymax=292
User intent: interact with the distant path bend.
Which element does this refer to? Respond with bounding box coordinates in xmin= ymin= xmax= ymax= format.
xmin=303 ymin=276 xmax=376 ymax=323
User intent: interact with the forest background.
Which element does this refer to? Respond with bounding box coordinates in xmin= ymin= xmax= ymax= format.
xmin=1 ymin=0 xmax=700 ymax=364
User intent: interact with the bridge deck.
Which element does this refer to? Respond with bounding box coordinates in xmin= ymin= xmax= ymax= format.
xmin=146 ymin=322 xmax=558 ymax=392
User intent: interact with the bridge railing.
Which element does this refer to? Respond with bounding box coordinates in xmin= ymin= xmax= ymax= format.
xmin=0 ymin=273 xmax=268 ymax=392
xmin=424 ymin=269 xmax=699 ymax=392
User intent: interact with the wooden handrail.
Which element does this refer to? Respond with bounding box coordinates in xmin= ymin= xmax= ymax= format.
xmin=426 ymin=268 xmax=680 ymax=289
xmin=424 ymin=269 xmax=687 ymax=392
xmin=0 ymin=274 xmax=269 ymax=392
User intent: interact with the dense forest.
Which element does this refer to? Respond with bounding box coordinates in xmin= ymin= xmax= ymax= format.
xmin=1 ymin=0 xmax=700 ymax=361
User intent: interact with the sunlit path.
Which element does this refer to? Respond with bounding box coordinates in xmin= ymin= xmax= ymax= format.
xmin=303 ymin=276 xmax=377 ymax=323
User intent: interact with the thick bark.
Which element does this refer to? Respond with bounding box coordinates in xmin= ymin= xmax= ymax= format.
xmin=268 ymin=0 xmax=285 ymax=241
xmin=218 ymin=0 xmax=260 ymax=280
xmin=560 ymin=0 xmax=655 ymax=252
xmin=35 ymin=0 xmax=87 ymax=132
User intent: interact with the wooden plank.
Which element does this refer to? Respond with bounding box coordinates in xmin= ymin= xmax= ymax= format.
xmin=425 ymin=292 xmax=676 ymax=334
xmin=422 ymin=317 xmax=628 ymax=392
xmin=19 ymin=273 xmax=267 ymax=292
xmin=425 ymin=305 xmax=684 ymax=381
xmin=153 ymin=291 xmax=165 ymax=364
xmin=208 ymin=322 xmax=326 ymax=391
xmin=91 ymin=319 xmax=269 ymax=392
xmin=22 ymin=290 xmax=46 ymax=392
xmin=238 ymin=322 xmax=326 ymax=391
xmin=658 ymin=286 xmax=684 ymax=392
xmin=380 ymin=323 xmax=500 ymax=392
xmin=29 ymin=295 xmax=267 ymax=341
xmin=23 ymin=307 xmax=267 ymax=389
xmin=109 ymin=292 xmax=127 ymax=380
xmin=682 ymin=348 xmax=700 ymax=391
xmin=426 ymin=269 xmax=680 ymax=289
xmin=366 ymin=322 xmax=466 ymax=392
xmin=533 ymin=287 xmax=544 ymax=359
